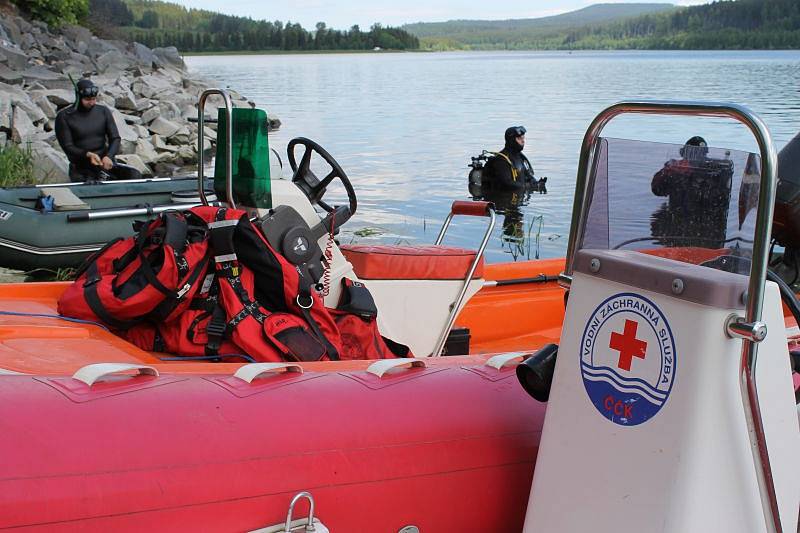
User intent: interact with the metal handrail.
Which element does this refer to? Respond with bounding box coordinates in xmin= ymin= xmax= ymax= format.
xmin=560 ymin=100 xmax=781 ymax=533
xmin=197 ymin=89 xmax=234 ymax=209
xmin=431 ymin=204 xmax=496 ymax=357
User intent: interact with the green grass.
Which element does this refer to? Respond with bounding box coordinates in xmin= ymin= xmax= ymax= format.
xmin=352 ymin=227 xmax=385 ymax=238
xmin=24 ymin=267 xmax=78 ymax=282
xmin=0 ymin=143 xmax=35 ymax=187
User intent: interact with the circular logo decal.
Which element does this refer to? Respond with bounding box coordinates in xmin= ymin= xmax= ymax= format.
xmin=580 ymin=292 xmax=676 ymax=426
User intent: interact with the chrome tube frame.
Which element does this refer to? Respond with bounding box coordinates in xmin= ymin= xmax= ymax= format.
xmin=431 ymin=208 xmax=496 ymax=357
xmin=197 ymin=89 xmax=234 ymax=209
xmin=561 ymin=101 xmax=781 ymax=533
xmin=66 ymin=202 xmax=209 ymax=222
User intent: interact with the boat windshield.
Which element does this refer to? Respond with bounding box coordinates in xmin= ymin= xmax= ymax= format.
xmin=580 ymin=137 xmax=761 ymax=276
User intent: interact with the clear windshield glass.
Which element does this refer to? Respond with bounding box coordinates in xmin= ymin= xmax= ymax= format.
xmin=580 ymin=137 xmax=761 ymax=276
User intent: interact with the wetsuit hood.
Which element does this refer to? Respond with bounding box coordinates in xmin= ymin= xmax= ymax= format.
xmin=504 ymin=126 xmax=525 ymax=154
xmin=75 ymin=79 xmax=98 ymax=111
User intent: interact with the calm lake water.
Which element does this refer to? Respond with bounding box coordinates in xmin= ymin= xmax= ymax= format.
xmin=186 ymin=50 xmax=800 ymax=263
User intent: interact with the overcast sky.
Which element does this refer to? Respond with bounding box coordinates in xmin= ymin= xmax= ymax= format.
xmin=166 ymin=1 xmax=708 ymax=31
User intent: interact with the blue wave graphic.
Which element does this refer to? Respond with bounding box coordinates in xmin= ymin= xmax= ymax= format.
xmin=582 ymin=363 xmax=668 ymax=394
xmin=583 ymin=374 xmax=665 ymax=406
xmin=581 ymin=364 xmax=667 ymax=405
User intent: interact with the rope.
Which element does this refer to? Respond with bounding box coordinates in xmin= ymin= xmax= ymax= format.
xmin=321 ymin=210 xmax=336 ymax=298
xmin=0 ymin=310 xmax=109 ymax=331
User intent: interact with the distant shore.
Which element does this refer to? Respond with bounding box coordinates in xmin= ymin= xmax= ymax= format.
xmin=182 ymin=49 xmax=423 ymax=56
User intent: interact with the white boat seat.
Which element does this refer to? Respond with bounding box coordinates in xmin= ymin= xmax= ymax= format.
xmin=340 ymin=244 xmax=484 ymax=280
xmin=42 ymin=188 xmax=90 ymax=211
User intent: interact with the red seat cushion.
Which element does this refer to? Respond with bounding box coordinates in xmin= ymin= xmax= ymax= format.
xmin=341 ymin=245 xmax=484 ymax=280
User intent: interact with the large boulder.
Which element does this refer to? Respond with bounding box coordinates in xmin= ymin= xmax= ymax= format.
xmin=44 ymin=48 xmax=71 ymax=63
xmin=148 ymin=116 xmax=181 ymax=138
xmin=152 ymin=47 xmax=185 ymax=70
xmin=153 ymin=134 xmax=179 ymax=153
xmin=135 ymin=138 xmax=159 ymax=164
xmin=0 ymin=17 xmax=22 ymax=47
xmin=110 ymin=108 xmax=139 ymax=143
xmin=11 ymin=105 xmax=39 ymax=143
xmin=109 ymin=84 xmax=139 ymax=111
xmin=131 ymin=43 xmax=157 ymax=70
xmin=30 ymin=141 xmax=69 ymax=183
xmin=19 ymin=32 xmax=37 ymax=52
xmin=169 ymin=125 xmax=191 ymax=145
xmin=0 ymin=63 xmax=21 ymax=84
xmin=182 ymin=77 xmax=209 ymax=98
xmin=0 ymin=82 xmax=46 ymax=124
xmin=95 ymin=49 xmax=134 ymax=74
xmin=0 ymin=93 xmax=11 ymax=130
xmin=60 ymin=25 xmax=93 ymax=48
xmin=33 ymin=94 xmax=57 ymax=119
xmin=41 ymin=89 xmax=75 ymax=107
xmin=140 ymin=106 xmax=160 ymax=125
xmin=0 ymin=43 xmax=28 ymax=70
xmin=21 ymin=66 xmax=72 ymax=90
xmin=115 ymin=153 xmax=152 ymax=176
xmin=85 ymin=38 xmax=121 ymax=61
xmin=132 ymin=73 xmax=173 ymax=99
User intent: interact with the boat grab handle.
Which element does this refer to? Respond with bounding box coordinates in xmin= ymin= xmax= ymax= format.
xmin=197 ymin=88 xmax=234 ymax=208
xmin=72 ymin=363 xmax=159 ymax=387
xmin=234 ymin=363 xmax=304 ymax=383
xmin=485 ymin=352 xmax=527 ymax=370
xmin=431 ymin=201 xmax=496 ymax=357
xmin=450 ymin=200 xmax=493 ymax=217
xmin=367 ymin=358 xmax=426 ymax=378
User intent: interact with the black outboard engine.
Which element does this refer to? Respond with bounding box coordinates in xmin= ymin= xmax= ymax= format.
xmin=773 ymin=131 xmax=800 ymax=249
xmin=771 ymin=132 xmax=800 ymax=285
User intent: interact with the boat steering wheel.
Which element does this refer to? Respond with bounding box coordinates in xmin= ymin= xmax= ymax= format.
xmin=288 ymin=137 xmax=357 ymax=228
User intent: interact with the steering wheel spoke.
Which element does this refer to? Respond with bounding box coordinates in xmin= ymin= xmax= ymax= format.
xmin=319 ymin=169 xmax=338 ymax=189
xmin=299 ymin=147 xmax=314 ymax=177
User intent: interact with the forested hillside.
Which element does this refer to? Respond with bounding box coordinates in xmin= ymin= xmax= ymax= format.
xmin=406 ymin=0 xmax=800 ymax=50
xmin=86 ymin=0 xmax=420 ymax=51
xmin=403 ymin=3 xmax=675 ymax=46
xmin=564 ymin=0 xmax=800 ymax=49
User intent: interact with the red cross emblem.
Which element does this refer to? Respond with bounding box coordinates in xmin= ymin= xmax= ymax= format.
xmin=609 ymin=319 xmax=647 ymax=371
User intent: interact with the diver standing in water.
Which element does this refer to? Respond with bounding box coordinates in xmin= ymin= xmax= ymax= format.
xmin=482 ymin=126 xmax=538 ymax=189
xmin=55 ymin=79 xmax=135 ymax=183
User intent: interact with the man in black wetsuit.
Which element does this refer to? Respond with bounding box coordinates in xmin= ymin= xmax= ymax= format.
xmin=55 ymin=79 xmax=125 ymax=183
xmin=482 ymin=126 xmax=537 ymax=189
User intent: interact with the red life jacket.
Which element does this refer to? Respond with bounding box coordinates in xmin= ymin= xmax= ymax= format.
xmin=332 ymin=278 xmax=412 ymax=360
xmin=57 ymin=209 xmax=212 ymax=330
xmin=59 ymin=206 xmax=343 ymax=363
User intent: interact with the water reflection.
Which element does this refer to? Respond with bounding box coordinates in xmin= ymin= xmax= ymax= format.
xmin=649 ymin=138 xmax=733 ymax=249
xmin=469 ymin=178 xmax=547 ymax=260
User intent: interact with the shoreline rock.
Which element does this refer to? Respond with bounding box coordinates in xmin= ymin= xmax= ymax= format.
xmin=0 ymin=6 xmax=280 ymax=183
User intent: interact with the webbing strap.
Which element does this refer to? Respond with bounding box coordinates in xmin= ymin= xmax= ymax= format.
xmin=493 ymin=151 xmax=519 ymax=181
xmin=82 ymin=263 xmax=139 ymax=331
xmin=297 ymin=283 xmax=339 ymax=361
xmin=204 ymin=305 xmax=228 ymax=356
xmin=147 ymin=251 xmax=211 ymax=321
xmin=163 ymin=212 xmax=189 ymax=254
